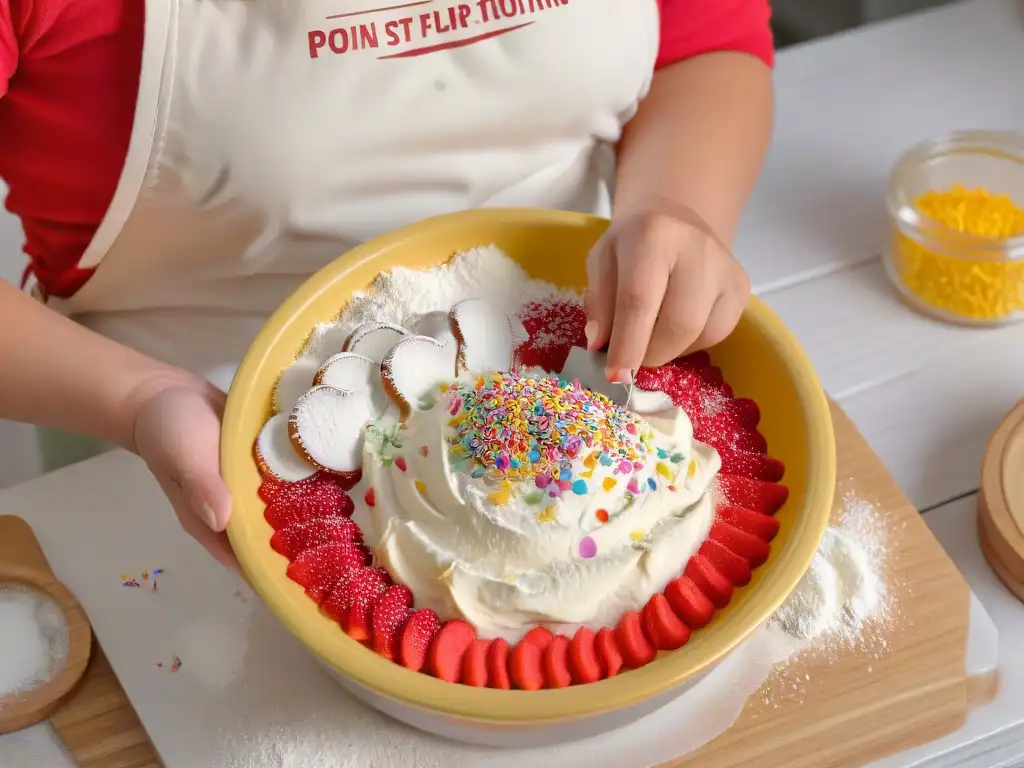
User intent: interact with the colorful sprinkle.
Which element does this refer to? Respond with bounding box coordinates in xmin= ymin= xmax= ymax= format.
xmin=687 ymin=460 xmax=696 ymax=478
xmin=595 ymin=508 xmax=609 ymax=524
xmin=579 ymin=536 xmax=598 ymax=559
xmin=364 ymin=487 xmax=376 ymax=507
xmin=655 ymin=461 xmax=673 ymax=479
xmin=601 ymin=477 xmax=617 ymax=492
xmin=394 ymin=456 xmax=408 ymax=472
xmin=571 ymin=479 xmax=588 ymax=495
xmin=629 ymin=530 xmax=645 ymax=542
xmin=538 ymin=505 xmax=558 ymax=523
xmin=418 ymin=445 xmax=429 ymax=457
xmin=488 ymin=488 xmax=513 ymax=505
xmin=414 ymin=480 xmax=427 ymax=496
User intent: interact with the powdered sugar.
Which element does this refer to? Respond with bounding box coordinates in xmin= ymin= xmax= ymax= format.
xmin=759 ymin=491 xmax=895 ymax=705
xmin=0 ymin=583 xmax=69 ymax=701
xmin=314 ymin=245 xmax=579 ymax=361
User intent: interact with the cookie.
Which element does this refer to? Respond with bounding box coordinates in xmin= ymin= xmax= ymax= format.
xmin=449 ymin=298 xmax=514 ymax=375
xmin=380 ymin=335 xmax=458 ymax=414
xmin=343 ymin=322 xmax=409 ymax=363
xmin=289 ymin=386 xmax=374 ymax=474
xmin=255 ymin=412 xmax=317 ymax=482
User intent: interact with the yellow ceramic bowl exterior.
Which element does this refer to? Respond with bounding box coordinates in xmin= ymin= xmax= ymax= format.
xmin=223 ymin=208 xmax=835 ymax=726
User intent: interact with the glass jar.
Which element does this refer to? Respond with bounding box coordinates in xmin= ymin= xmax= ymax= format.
xmin=884 ymin=131 xmax=1024 ymax=326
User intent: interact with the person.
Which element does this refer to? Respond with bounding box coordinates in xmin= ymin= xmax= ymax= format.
xmin=0 ymin=0 xmax=775 ymax=570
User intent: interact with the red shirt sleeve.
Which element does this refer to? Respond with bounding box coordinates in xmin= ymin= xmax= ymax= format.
xmin=0 ymin=0 xmax=141 ymax=297
xmin=656 ymin=0 xmax=774 ymax=70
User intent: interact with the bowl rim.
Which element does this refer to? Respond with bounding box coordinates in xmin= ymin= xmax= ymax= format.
xmin=223 ymin=207 xmax=836 ymax=724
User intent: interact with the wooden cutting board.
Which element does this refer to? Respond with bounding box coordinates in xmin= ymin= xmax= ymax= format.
xmin=24 ymin=400 xmax=994 ymax=768
xmin=0 ymin=515 xmax=160 ymax=768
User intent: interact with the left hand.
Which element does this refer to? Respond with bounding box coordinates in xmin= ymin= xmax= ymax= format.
xmin=584 ymin=204 xmax=750 ymax=381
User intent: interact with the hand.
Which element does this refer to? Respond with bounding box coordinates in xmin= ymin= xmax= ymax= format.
xmin=584 ymin=205 xmax=750 ymax=380
xmin=131 ymin=379 xmax=240 ymax=574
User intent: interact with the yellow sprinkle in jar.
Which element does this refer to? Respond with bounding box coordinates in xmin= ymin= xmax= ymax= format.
xmin=885 ymin=131 xmax=1024 ymax=325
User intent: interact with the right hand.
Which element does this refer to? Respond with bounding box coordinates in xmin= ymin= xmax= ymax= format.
xmin=131 ymin=380 xmax=239 ymax=574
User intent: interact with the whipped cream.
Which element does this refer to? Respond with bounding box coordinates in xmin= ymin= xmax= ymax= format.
xmin=361 ymin=370 xmax=720 ymax=642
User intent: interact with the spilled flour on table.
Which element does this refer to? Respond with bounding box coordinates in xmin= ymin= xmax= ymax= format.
xmin=758 ymin=491 xmax=898 ymax=707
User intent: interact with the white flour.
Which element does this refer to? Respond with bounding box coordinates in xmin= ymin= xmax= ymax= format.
xmin=0 ymin=584 xmax=69 ymax=701
xmin=310 ymin=245 xmax=580 ymax=361
xmin=760 ymin=492 xmax=893 ymax=705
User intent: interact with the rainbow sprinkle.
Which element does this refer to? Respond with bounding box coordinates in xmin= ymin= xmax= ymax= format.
xmin=446 ymin=371 xmax=651 ymax=498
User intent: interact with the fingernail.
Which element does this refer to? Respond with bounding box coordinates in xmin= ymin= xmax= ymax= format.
xmin=584 ymin=321 xmax=600 ymax=350
xmin=608 ymin=368 xmax=633 ymax=384
xmin=196 ymin=501 xmax=218 ymax=530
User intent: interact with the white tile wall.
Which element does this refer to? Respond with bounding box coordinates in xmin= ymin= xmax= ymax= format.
xmin=0 ymin=182 xmax=43 ymax=489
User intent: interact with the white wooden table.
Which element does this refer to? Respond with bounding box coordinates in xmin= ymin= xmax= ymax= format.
xmin=2 ymin=0 xmax=1024 ymax=764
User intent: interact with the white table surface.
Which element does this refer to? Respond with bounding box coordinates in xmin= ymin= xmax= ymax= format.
xmin=3 ymin=0 xmax=1024 ymax=764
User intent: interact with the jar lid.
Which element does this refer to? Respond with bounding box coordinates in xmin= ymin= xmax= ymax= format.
xmin=978 ymin=397 xmax=1024 ymax=600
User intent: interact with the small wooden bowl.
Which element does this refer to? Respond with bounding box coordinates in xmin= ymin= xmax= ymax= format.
xmin=978 ymin=397 xmax=1024 ymax=601
xmin=0 ymin=562 xmax=92 ymax=734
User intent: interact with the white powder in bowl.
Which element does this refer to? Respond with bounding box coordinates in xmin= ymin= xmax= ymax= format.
xmin=0 ymin=583 xmax=69 ymax=701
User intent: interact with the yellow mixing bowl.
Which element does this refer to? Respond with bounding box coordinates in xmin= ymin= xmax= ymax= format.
xmin=223 ymin=208 xmax=835 ymax=742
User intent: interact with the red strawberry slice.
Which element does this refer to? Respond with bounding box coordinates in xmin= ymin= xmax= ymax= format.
xmin=521 ymin=626 xmax=554 ymax=651
xmin=616 ymin=611 xmax=656 ymax=668
xmin=642 ymin=593 xmax=692 ymax=651
xmin=699 ymin=539 xmax=752 ymax=586
xmin=716 ymin=505 xmax=780 ymax=542
xmin=398 ymin=608 xmax=441 ymax=672
xmin=340 ymin=567 xmax=392 ymax=642
xmin=259 ymin=477 xmax=285 ymax=504
xmin=717 ymin=448 xmax=785 ymax=482
xmin=270 ymin=517 xmax=363 ymax=560
xmin=371 ymin=585 xmax=413 ymax=659
xmin=462 ymin=639 xmax=491 ymax=687
xmin=664 ymin=576 xmax=715 ymax=629
xmin=543 ymin=635 xmax=573 ymax=689
xmin=595 ymin=627 xmax=623 ymax=678
xmin=569 ymin=627 xmax=602 ymax=685
xmin=429 ymin=620 xmax=477 ymax=684
xmin=264 ymin=479 xmax=355 ymax=529
xmin=716 ymin=474 xmax=789 ymax=516
xmin=487 ymin=637 xmax=512 ymax=690
xmin=516 ymin=301 xmax=587 ymax=372
xmin=709 ymin=521 xmax=772 ymax=567
xmin=684 ymin=554 xmax=734 ymax=609
xmin=510 ymin=640 xmax=544 ymax=691
xmin=286 ymin=541 xmax=370 ymax=603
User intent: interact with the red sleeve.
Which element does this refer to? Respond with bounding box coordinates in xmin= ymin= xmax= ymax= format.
xmin=0 ymin=0 xmax=141 ymax=297
xmin=0 ymin=0 xmax=16 ymax=98
xmin=656 ymin=0 xmax=774 ymax=70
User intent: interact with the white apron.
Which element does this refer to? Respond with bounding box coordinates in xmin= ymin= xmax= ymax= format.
xmin=51 ymin=0 xmax=661 ymax=391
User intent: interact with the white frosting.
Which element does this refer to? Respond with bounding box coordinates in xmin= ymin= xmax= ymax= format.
xmin=360 ymin=371 xmax=720 ymax=642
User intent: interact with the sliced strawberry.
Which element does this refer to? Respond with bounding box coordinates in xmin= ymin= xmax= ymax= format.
xmin=635 ymin=364 xmax=704 ymax=414
xmin=717 ymin=448 xmax=785 ymax=482
xmin=259 ymin=477 xmax=284 ymax=504
xmin=429 ymin=620 xmax=477 ymax=683
xmin=569 ymin=627 xmax=602 ymax=685
xmin=340 ymin=567 xmax=391 ymax=642
xmin=716 ymin=474 xmax=789 ymax=516
xmin=595 ymin=627 xmax=623 ymax=678
xmin=398 ymin=608 xmax=441 ymax=672
xmin=642 ymin=593 xmax=692 ymax=651
xmin=462 ymin=639 xmax=491 ymax=687
xmin=684 ymin=555 xmax=734 ymax=609
xmin=371 ymin=585 xmax=413 ymax=659
xmin=716 ymin=505 xmax=780 ymax=542
xmin=264 ymin=480 xmax=355 ymax=529
xmin=542 ymin=635 xmax=572 ymax=689
xmin=616 ymin=611 xmax=656 ymax=668
xmin=270 ymin=517 xmax=362 ymax=560
xmin=286 ymin=541 xmax=370 ymax=603
xmin=709 ymin=521 xmax=772 ymax=566
xmin=510 ymin=640 xmax=544 ymax=691
xmin=664 ymin=576 xmax=715 ymax=629
xmin=699 ymin=539 xmax=752 ymax=586
xmin=321 ymin=566 xmax=362 ymax=621
xmin=521 ymin=626 xmax=554 ymax=651
xmin=487 ymin=637 xmax=512 ymax=690
xmin=516 ymin=301 xmax=587 ymax=372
